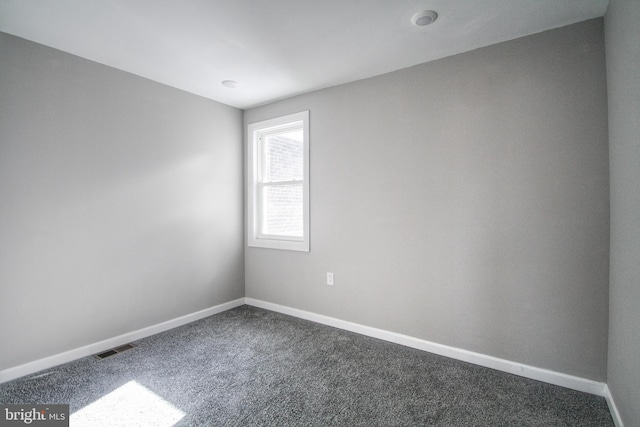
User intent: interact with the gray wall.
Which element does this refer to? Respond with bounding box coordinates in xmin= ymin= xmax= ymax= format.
xmin=605 ymin=0 xmax=640 ymax=424
xmin=0 ymin=32 xmax=244 ymax=370
xmin=245 ymin=19 xmax=610 ymax=381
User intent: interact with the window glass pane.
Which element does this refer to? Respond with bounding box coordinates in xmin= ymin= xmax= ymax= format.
xmin=262 ymin=183 xmax=303 ymax=237
xmin=264 ymin=129 xmax=303 ymax=182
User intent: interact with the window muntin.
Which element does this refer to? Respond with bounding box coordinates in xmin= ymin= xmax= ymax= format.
xmin=247 ymin=111 xmax=309 ymax=251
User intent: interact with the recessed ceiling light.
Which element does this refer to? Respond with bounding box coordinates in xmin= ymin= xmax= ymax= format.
xmin=411 ymin=10 xmax=438 ymax=27
xmin=221 ymin=80 xmax=238 ymax=88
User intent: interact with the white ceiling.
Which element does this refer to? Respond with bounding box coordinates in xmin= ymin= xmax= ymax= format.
xmin=0 ymin=0 xmax=609 ymax=109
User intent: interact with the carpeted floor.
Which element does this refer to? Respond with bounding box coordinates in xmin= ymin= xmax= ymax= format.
xmin=0 ymin=305 xmax=613 ymax=426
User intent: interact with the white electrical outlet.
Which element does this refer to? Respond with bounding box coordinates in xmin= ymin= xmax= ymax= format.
xmin=326 ymin=272 xmax=334 ymax=286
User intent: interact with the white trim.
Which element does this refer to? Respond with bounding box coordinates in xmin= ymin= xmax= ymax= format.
xmin=2 ymin=296 xmax=615 ymax=406
xmin=604 ymin=385 xmax=625 ymax=427
xmin=245 ymin=298 xmax=607 ymax=397
xmin=0 ymin=298 xmax=245 ymax=384
xmin=247 ymin=110 xmax=310 ymax=252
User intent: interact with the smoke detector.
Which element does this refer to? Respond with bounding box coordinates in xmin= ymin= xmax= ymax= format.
xmin=411 ymin=10 xmax=438 ymax=27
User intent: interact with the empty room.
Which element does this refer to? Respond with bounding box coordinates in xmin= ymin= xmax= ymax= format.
xmin=1 ymin=0 xmax=638 ymax=426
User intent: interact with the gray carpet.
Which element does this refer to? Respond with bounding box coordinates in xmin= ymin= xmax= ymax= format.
xmin=0 ymin=305 xmax=613 ymax=426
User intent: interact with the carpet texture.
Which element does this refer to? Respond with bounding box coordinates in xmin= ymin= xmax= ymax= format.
xmin=0 ymin=305 xmax=613 ymax=426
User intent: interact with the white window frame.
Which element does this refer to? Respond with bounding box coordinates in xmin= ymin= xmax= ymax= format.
xmin=247 ymin=111 xmax=309 ymax=252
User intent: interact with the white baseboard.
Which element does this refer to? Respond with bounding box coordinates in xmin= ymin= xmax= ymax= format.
xmin=2 ymin=296 xmax=615 ymax=412
xmin=603 ymin=385 xmax=625 ymax=427
xmin=0 ymin=298 xmax=245 ymax=384
xmin=245 ymin=298 xmax=607 ymax=397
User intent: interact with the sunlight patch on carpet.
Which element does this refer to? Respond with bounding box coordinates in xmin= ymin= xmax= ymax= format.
xmin=70 ymin=380 xmax=184 ymax=426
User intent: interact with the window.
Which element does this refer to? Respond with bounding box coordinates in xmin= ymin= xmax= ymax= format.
xmin=247 ymin=111 xmax=309 ymax=251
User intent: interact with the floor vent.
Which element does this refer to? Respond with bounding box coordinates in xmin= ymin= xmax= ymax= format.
xmin=96 ymin=343 xmax=135 ymax=359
